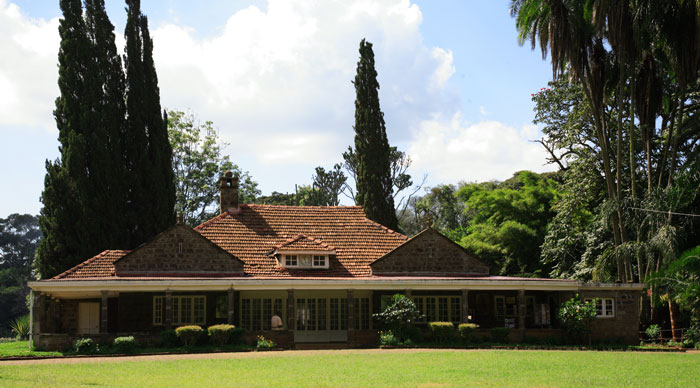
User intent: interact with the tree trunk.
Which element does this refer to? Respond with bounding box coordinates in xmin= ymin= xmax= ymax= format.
xmin=668 ymin=299 xmax=680 ymax=342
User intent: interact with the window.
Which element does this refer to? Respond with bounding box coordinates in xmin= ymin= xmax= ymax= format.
xmin=438 ymin=297 xmax=449 ymax=322
xmin=411 ymin=296 xmax=462 ymax=323
xmin=586 ymin=298 xmax=615 ymax=318
xmin=313 ymin=255 xmax=326 ymax=267
xmin=281 ymin=254 xmax=329 ymax=269
xmin=216 ymin=295 xmax=228 ymax=319
xmin=240 ymin=297 xmax=284 ymax=330
xmin=353 ymin=297 xmax=370 ymax=330
xmin=285 ymin=255 xmax=298 ymax=267
xmin=153 ymin=296 xmax=206 ymax=326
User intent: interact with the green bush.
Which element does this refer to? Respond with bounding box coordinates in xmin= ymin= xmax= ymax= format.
xmin=230 ymin=327 xmax=246 ymax=344
xmin=159 ymin=329 xmax=180 ymax=347
xmin=458 ymin=323 xmax=479 ymax=343
xmin=113 ymin=336 xmax=136 ymax=352
xmin=74 ymin=338 xmax=96 ymax=353
xmin=208 ymin=324 xmax=235 ymax=346
xmin=523 ymin=335 xmax=542 ymax=344
xmin=490 ymin=327 xmax=511 ymax=343
xmin=9 ymin=314 xmax=30 ymax=340
xmin=373 ymin=294 xmax=424 ymax=342
xmin=682 ymin=339 xmax=694 ymax=348
xmin=645 ymin=324 xmax=661 ymax=342
xmin=256 ymin=335 xmax=276 ymax=349
xmin=429 ymin=322 xmax=456 ymax=344
xmin=175 ymin=325 xmax=204 ymax=346
xmin=379 ymin=330 xmax=400 ymax=346
xmin=558 ymin=295 xmax=597 ymax=345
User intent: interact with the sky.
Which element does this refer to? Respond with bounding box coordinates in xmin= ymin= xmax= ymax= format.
xmin=0 ymin=0 xmax=556 ymax=217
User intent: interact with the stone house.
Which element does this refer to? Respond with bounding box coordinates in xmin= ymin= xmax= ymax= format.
xmin=28 ymin=172 xmax=643 ymax=350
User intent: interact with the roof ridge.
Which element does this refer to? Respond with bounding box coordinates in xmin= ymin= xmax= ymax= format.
xmin=51 ymin=250 xmax=128 ymax=280
xmin=243 ymin=204 xmax=363 ymax=209
xmin=360 ymin=217 xmax=409 ymax=240
xmin=194 ymin=212 xmax=230 ymax=231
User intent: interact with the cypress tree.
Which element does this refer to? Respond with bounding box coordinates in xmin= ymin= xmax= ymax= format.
xmin=124 ymin=0 xmax=175 ymax=244
xmin=352 ymin=39 xmax=399 ymax=230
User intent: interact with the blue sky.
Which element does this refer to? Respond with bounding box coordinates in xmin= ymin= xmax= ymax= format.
xmin=0 ymin=0 xmax=554 ymax=217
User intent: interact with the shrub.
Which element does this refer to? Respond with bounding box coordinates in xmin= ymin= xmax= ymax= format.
xmin=230 ymin=327 xmax=246 ymax=344
xmin=208 ymin=324 xmax=235 ymax=346
xmin=490 ymin=327 xmax=511 ymax=343
xmin=74 ymin=338 xmax=96 ymax=353
xmin=9 ymin=314 xmax=30 ymax=340
xmin=458 ymin=323 xmax=479 ymax=343
xmin=558 ymin=295 xmax=597 ymax=345
xmin=175 ymin=325 xmax=204 ymax=346
xmin=645 ymin=324 xmax=661 ymax=343
xmin=429 ymin=322 xmax=456 ymax=344
xmin=159 ymin=329 xmax=180 ymax=347
xmin=113 ymin=336 xmax=136 ymax=352
xmin=256 ymin=335 xmax=276 ymax=349
xmin=373 ymin=294 xmax=423 ymax=342
xmin=379 ymin=330 xmax=400 ymax=347
xmin=682 ymin=339 xmax=694 ymax=348
xmin=523 ymin=335 xmax=542 ymax=344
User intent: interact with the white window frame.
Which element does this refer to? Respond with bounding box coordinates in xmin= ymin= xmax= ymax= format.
xmin=280 ymin=253 xmax=329 ymax=269
xmin=285 ymin=255 xmax=298 ymax=267
xmin=153 ymin=295 xmax=206 ymax=326
xmin=585 ymin=297 xmax=615 ymax=318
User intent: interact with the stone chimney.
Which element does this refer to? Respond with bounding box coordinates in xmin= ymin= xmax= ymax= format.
xmin=219 ymin=171 xmax=239 ymax=213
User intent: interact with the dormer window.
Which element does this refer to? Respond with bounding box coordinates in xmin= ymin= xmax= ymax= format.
xmin=280 ymin=254 xmax=329 ymax=269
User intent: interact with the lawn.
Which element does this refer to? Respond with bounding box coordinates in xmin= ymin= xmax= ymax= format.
xmin=0 ymin=349 xmax=698 ymax=388
xmin=0 ymin=341 xmax=61 ymax=358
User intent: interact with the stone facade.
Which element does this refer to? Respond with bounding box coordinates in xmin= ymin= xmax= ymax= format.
xmin=114 ymin=224 xmax=244 ymax=276
xmin=580 ymin=289 xmax=642 ymax=344
xmin=371 ymin=228 xmax=490 ymax=276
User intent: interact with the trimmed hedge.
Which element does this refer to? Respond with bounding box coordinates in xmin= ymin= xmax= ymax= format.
xmin=74 ymin=338 xmax=96 ymax=353
xmin=490 ymin=327 xmax=511 ymax=343
xmin=159 ymin=329 xmax=180 ymax=347
xmin=208 ymin=324 xmax=235 ymax=346
xmin=113 ymin=336 xmax=136 ymax=352
xmin=428 ymin=322 xmax=455 ymax=344
xmin=230 ymin=327 xmax=246 ymax=344
xmin=175 ymin=325 xmax=204 ymax=346
xmin=458 ymin=323 xmax=480 ymax=343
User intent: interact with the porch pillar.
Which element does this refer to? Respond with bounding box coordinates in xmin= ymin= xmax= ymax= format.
xmin=461 ymin=290 xmax=470 ymax=323
xmin=287 ymin=289 xmax=295 ymax=331
xmin=100 ymin=290 xmax=109 ymax=333
xmin=29 ymin=290 xmax=41 ymax=348
xmin=518 ymin=289 xmax=526 ymax=340
xmin=347 ymin=290 xmax=355 ymax=331
xmin=227 ymin=288 xmax=235 ymax=325
xmin=165 ymin=291 xmax=173 ymax=330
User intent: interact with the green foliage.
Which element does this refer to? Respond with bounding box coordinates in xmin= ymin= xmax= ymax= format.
xmin=9 ymin=315 xmax=29 ymax=340
xmin=168 ymin=110 xmax=260 ymax=225
xmin=74 ymin=338 xmax=96 ymax=353
xmin=255 ymin=335 xmax=276 ymax=349
xmin=428 ymin=322 xmax=456 ymax=344
xmin=645 ymin=325 xmax=661 ymax=342
xmin=310 ymin=164 xmax=347 ymax=206
xmin=489 ymin=327 xmax=511 ymax=343
xmin=458 ymin=323 xmax=480 ymax=343
xmin=373 ymin=294 xmax=423 ymax=342
xmin=650 ymin=246 xmax=700 ymax=321
xmin=0 ymin=214 xmax=38 ymax=329
xmin=558 ymin=296 xmax=597 ymax=344
xmin=159 ymin=329 xmax=180 ymax=347
xmin=113 ymin=336 xmax=136 ymax=352
xmin=207 ymin=324 xmax=236 ymax=346
xmin=378 ymin=330 xmax=400 ymax=347
xmin=230 ymin=327 xmax=246 ymax=344
xmin=175 ymin=325 xmax=204 ymax=346
xmin=349 ymin=39 xmax=398 ymax=231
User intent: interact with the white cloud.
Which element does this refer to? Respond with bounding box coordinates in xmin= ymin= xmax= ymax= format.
xmin=408 ymin=113 xmax=554 ymax=183
xmin=479 ymin=106 xmax=488 ymax=116
xmin=0 ymin=1 xmax=60 ymax=131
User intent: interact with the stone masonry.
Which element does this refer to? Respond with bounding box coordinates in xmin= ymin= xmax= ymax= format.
xmin=371 ymin=228 xmax=490 ymax=276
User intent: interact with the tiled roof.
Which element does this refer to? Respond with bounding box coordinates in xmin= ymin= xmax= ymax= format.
xmin=52 ymin=250 xmax=129 ymax=279
xmin=195 ymin=205 xmax=408 ymax=277
xmin=273 ymin=234 xmax=336 ymax=252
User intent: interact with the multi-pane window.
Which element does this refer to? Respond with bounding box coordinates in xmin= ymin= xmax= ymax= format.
xmin=153 ymin=296 xmax=206 ymax=326
xmin=340 ymin=298 xmax=347 ymax=330
xmin=330 ymin=298 xmax=339 ymax=330
xmin=318 ymin=298 xmax=327 ymax=330
xmin=313 ymin=255 xmax=326 ymax=267
xmin=285 ymin=255 xmax=298 ymax=266
xmin=282 ymin=254 xmax=328 ymax=268
xmin=296 ymin=298 xmax=307 ymax=330
xmin=353 ymin=298 xmax=370 ymax=330
xmin=586 ymin=298 xmax=615 ymax=318
xmin=412 ymin=296 xmax=462 ymax=323
xmin=241 ymin=297 xmax=284 ymax=330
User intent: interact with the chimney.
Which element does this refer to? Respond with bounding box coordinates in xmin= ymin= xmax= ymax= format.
xmin=219 ymin=171 xmax=239 ymax=213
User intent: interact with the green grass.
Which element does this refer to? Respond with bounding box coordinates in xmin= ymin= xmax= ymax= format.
xmin=0 ymin=341 xmax=61 ymax=358
xmin=1 ymin=350 xmax=699 ymax=387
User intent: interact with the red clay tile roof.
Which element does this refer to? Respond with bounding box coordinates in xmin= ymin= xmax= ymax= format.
xmin=272 ymin=234 xmax=336 ymax=252
xmin=52 ymin=250 xmax=129 ymax=279
xmin=195 ymin=205 xmax=408 ymax=277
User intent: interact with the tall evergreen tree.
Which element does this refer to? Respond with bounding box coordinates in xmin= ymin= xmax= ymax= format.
xmin=351 ymin=39 xmax=398 ymax=230
xmin=124 ymin=0 xmax=175 ymax=244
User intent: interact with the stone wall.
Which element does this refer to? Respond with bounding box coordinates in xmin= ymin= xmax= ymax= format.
xmin=579 ymin=289 xmax=642 ymax=344
xmin=371 ymin=228 xmax=490 ymax=276
xmin=114 ymin=224 xmax=244 ymax=276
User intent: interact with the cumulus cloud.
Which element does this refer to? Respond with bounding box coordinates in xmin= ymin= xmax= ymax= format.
xmin=408 ymin=113 xmax=554 ymax=184
xmin=0 ymin=0 xmax=60 ymax=131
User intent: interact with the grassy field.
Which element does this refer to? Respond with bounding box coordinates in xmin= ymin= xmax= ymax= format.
xmin=0 ymin=341 xmax=61 ymax=358
xmin=0 ymin=349 xmax=698 ymax=388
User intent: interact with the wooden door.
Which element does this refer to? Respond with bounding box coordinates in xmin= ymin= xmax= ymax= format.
xmin=78 ymin=302 xmax=100 ymax=334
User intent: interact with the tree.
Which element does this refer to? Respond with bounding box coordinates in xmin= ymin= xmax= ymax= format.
xmin=350 ymin=39 xmax=398 ymax=230
xmin=558 ymin=295 xmax=598 ymax=345
xmin=373 ymin=294 xmax=423 ymax=342
xmin=0 ymin=214 xmax=40 ymax=330
xmin=168 ymin=110 xmax=260 ymax=226
xmin=311 ymin=164 xmax=347 ymax=206
xmin=124 ymin=0 xmax=175 ymax=243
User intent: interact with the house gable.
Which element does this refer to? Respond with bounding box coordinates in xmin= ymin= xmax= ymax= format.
xmin=114 ymin=224 xmax=244 ymax=276
xmin=370 ymin=228 xmax=490 ymax=276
